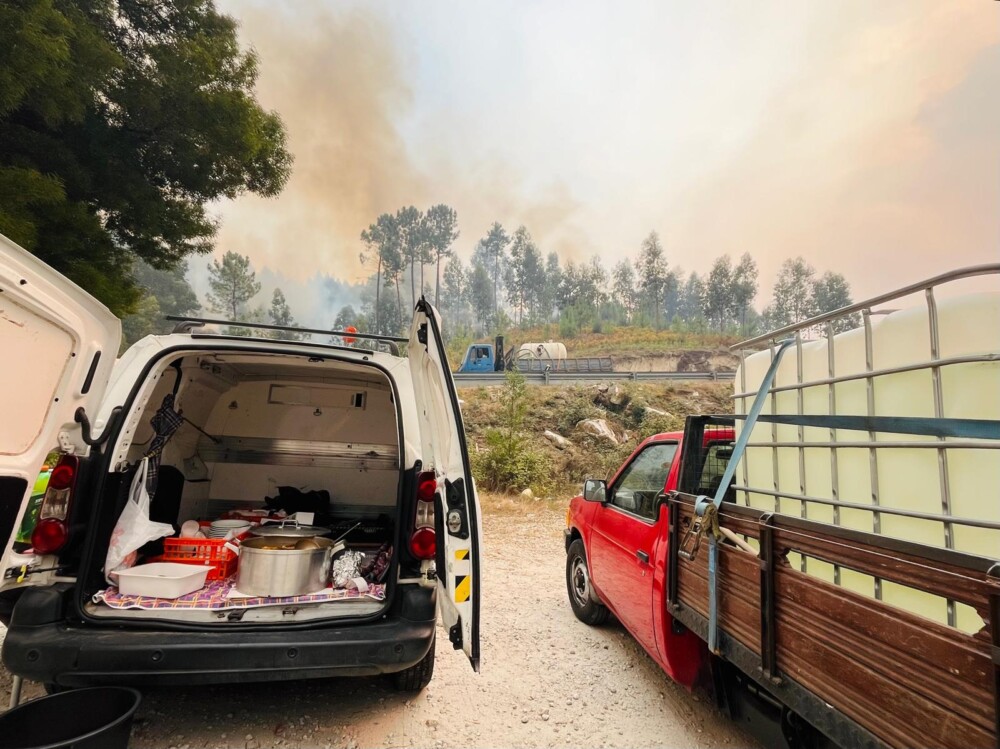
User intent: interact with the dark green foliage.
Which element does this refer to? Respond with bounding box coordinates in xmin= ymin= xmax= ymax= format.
xmin=120 ymin=258 xmax=200 ymax=347
xmin=0 ymin=0 xmax=291 ymax=314
xmin=812 ymin=271 xmax=859 ymax=331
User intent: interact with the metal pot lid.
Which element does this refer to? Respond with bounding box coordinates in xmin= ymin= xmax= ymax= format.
xmin=249 ymin=521 xmax=330 ymax=538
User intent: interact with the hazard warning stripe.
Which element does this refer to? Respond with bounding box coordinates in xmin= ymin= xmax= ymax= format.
xmin=454 ymin=574 xmax=471 ymax=603
xmin=455 ymin=549 xmax=469 ymax=561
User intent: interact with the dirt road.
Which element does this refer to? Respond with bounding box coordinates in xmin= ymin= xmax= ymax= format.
xmin=1 ymin=499 xmax=756 ymax=748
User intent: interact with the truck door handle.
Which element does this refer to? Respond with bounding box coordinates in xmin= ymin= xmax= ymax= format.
xmin=636 ymin=550 xmax=650 ymax=564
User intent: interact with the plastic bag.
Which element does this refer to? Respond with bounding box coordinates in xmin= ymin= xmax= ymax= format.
xmin=105 ymin=458 xmax=175 ymax=584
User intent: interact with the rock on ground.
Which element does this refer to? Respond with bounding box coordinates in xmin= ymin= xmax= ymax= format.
xmin=576 ymin=418 xmax=620 ymax=445
xmin=543 ymin=430 xmax=571 ymax=450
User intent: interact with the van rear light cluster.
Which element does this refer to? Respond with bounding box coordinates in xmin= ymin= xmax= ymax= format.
xmin=31 ymin=454 xmax=79 ymax=555
xmin=409 ymin=470 xmax=437 ymax=560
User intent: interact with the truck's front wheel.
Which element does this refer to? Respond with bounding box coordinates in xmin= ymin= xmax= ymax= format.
xmin=566 ymin=540 xmax=609 ymax=625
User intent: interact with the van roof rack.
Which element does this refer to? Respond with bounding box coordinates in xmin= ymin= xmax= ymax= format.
xmin=165 ymin=316 xmax=408 ymax=353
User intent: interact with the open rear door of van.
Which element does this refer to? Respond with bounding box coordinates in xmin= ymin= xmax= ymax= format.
xmin=0 ymin=234 xmax=121 ymax=592
xmin=409 ymin=299 xmax=482 ymax=671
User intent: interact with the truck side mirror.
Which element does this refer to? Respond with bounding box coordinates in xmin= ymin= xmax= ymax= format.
xmin=583 ymin=479 xmax=606 ymax=502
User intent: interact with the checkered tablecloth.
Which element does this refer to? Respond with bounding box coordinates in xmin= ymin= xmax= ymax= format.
xmin=95 ymin=579 xmax=385 ymax=610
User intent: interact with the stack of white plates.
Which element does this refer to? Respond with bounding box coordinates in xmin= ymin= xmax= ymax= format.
xmin=208 ymin=519 xmax=251 ymax=539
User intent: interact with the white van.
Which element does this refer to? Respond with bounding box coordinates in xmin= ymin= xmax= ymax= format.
xmin=0 ymin=234 xmax=481 ymax=691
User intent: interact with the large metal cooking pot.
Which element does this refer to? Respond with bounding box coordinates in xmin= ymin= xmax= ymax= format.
xmin=234 ymin=536 xmax=342 ymax=597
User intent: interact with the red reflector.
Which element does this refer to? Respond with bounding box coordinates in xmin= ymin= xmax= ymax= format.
xmin=31 ymin=518 xmax=68 ymax=554
xmin=409 ymin=527 xmax=436 ymax=560
xmin=417 ymin=473 xmax=436 ymax=502
xmin=48 ymin=462 xmax=76 ymax=491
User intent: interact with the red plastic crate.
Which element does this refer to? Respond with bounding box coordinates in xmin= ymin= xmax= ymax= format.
xmin=158 ymin=536 xmax=241 ymax=581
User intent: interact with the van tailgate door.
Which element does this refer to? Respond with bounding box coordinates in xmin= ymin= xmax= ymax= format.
xmin=408 ymin=299 xmax=482 ymax=672
xmin=0 ymin=235 xmax=120 ymax=587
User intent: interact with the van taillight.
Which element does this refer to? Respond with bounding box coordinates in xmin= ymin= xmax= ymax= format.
xmin=410 ymin=470 xmax=437 ymax=560
xmin=31 ymin=455 xmax=78 ymax=554
xmin=31 ymin=519 xmax=69 ymax=555
xmin=409 ymin=527 xmax=436 ymax=559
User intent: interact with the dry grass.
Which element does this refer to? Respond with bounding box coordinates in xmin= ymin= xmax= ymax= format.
xmin=478 ymin=490 xmax=571 ymax=517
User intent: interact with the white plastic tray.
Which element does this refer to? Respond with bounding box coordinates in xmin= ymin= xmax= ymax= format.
xmin=116 ymin=563 xmax=210 ymax=599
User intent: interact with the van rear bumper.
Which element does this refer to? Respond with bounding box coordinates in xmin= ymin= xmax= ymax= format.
xmin=2 ymin=587 xmax=436 ymax=687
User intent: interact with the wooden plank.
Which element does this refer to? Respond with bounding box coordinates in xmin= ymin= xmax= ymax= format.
xmin=777 ymin=585 xmax=993 ymax=736
xmin=777 ymin=621 xmax=993 ymax=748
xmin=773 ymin=524 xmax=997 ymax=612
xmin=778 ymin=569 xmax=992 ymax=692
xmin=668 ymin=493 xmax=998 ymax=749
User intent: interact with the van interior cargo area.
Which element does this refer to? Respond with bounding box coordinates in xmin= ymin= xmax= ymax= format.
xmin=83 ymin=351 xmax=403 ymax=624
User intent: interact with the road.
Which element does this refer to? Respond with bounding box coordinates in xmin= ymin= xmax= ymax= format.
xmin=0 ymin=497 xmax=756 ymax=749
xmin=453 ymin=371 xmax=736 ymax=387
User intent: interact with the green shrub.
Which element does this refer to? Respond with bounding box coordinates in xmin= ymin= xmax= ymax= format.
xmin=470 ymin=370 xmax=552 ymax=493
xmin=625 ymin=403 xmax=647 ymax=429
xmin=556 ymin=397 xmax=601 ymax=435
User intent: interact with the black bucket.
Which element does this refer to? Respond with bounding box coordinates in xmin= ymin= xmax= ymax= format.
xmin=0 ymin=687 xmax=141 ymax=749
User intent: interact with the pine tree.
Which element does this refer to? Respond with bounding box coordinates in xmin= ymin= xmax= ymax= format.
xmin=268 ymin=288 xmax=303 ymax=340
xmin=506 ymin=226 xmax=539 ymax=325
xmin=360 ymin=213 xmax=401 ymax=335
xmin=423 ymin=204 xmax=459 ymax=308
xmin=206 ymin=252 xmax=261 ymax=321
xmin=442 ymin=257 xmax=470 ymax=326
xmin=396 ymin=206 xmax=423 ymax=308
xmin=475 ymin=223 xmax=510 ymax=323
xmin=540 ymin=252 xmax=562 ymax=323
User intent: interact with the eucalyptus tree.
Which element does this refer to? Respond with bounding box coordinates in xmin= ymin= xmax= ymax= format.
xmin=704 ymin=255 xmax=734 ymax=331
xmin=635 ymin=231 xmax=669 ymax=328
xmin=731 ymin=253 xmax=759 ymax=335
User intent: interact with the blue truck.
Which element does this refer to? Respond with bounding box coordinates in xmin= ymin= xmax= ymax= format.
xmin=456 ymin=336 xmax=614 ymax=374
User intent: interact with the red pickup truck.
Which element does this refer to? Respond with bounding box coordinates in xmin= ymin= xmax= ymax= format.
xmin=564 ymin=423 xmax=734 ymax=689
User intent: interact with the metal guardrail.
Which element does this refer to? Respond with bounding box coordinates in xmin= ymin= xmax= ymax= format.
xmin=452 ymin=370 xmax=735 ymax=387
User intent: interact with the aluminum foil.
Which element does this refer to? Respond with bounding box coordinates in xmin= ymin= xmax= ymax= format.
xmin=331 ymin=550 xmax=365 ymax=588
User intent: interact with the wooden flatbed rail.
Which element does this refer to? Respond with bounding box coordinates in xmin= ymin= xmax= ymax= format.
xmin=667 ymin=492 xmax=1000 ymax=749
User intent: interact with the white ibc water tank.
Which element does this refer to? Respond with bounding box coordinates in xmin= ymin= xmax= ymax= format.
xmin=517 ymin=342 xmax=568 ymax=360
xmin=735 ymin=291 xmax=1000 ymax=630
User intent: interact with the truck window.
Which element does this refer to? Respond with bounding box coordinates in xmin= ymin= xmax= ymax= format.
xmin=610 ymin=442 xmax=678 ymax=520
xmin=697 ymin=442 xmax=734 ymax=500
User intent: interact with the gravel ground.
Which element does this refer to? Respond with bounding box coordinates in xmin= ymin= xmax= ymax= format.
xmin=1 ymin=500 xmax=757 ymax=748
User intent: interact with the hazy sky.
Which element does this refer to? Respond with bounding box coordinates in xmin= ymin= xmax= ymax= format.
xmin=209 ymin=0 xmax=999 ymax=322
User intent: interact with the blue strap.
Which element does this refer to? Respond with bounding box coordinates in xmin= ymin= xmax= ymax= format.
xmin=701 ymin=338 xmax=794 ymax=653
xmin=739 ymin=413 xmax=1000 ymax=440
